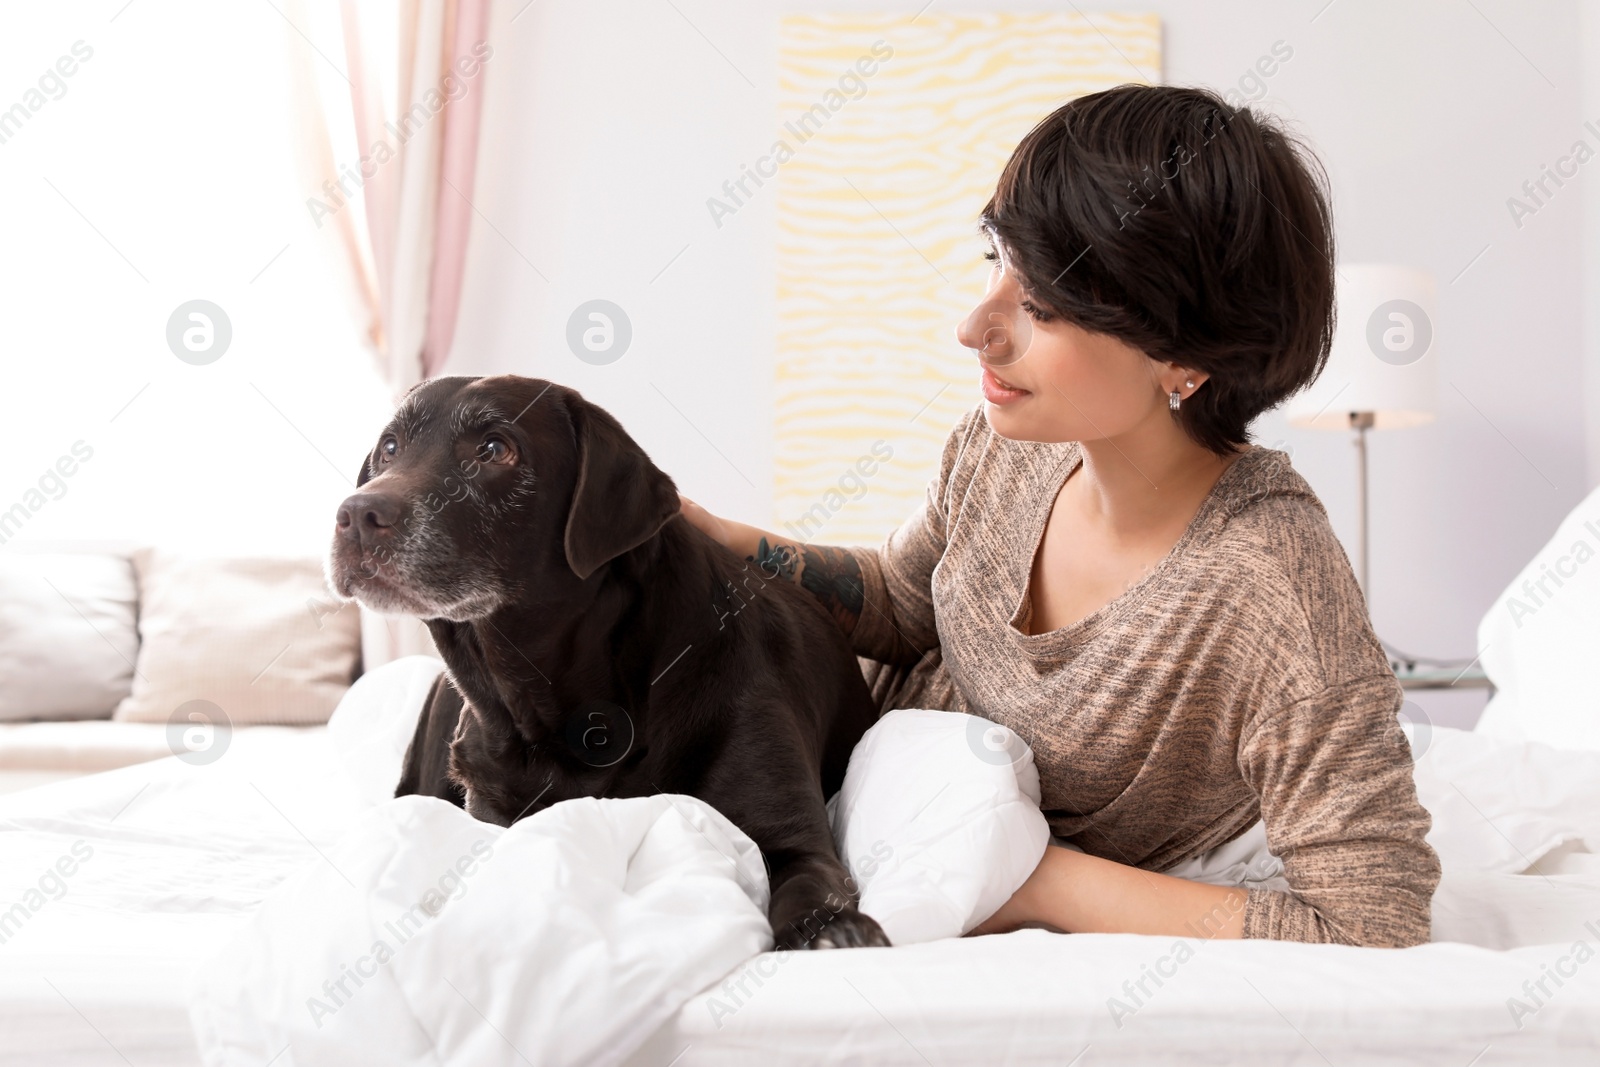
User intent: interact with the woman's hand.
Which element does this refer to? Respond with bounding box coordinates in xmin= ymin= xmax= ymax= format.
xmin=677 ymin=494 xmax=777 ymax=565
xmin=677 ymin=494 xmax=739 ymax=553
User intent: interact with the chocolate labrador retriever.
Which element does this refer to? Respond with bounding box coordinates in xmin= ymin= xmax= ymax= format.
xmin=326 ymin=374 xmax=888 ymax=949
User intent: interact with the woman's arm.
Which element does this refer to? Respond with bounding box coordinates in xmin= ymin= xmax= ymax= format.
xmin=978 ymin=674 xmax=1440 ymax=948
xmin=678 ymin=406 xmax=982 ymax=665
xmin=974 ymin=846 xmax=1247 ymax=939
xmin=677 ymin=497 xmax=868 ymax=636
xmin=677 ymin=496 xmax=937 ymax=665
xmin=1233 ymin=674 xmax=1439 ymax=946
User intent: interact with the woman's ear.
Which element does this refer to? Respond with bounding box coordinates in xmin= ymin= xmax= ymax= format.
xmin=1161 ymin=364 xmax=1210 ymax=399
xmin=561 ymin=398 xmax=681 ymax=580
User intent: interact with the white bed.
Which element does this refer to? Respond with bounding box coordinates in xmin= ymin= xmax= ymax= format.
xmin=3 ymin=722 xmax=1598 ymax=1066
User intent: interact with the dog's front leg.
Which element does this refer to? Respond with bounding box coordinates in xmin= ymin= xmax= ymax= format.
xmin=703 ymin=711 xmax=891 ymax=949
xmin=766 ymin=846 xmax=891 ymax=950
xmin=395 ymin=672 xmax=467 ymax=808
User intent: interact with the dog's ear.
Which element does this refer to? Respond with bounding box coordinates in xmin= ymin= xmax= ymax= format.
xmin=562 ymin=398 xmax=680 ymax=580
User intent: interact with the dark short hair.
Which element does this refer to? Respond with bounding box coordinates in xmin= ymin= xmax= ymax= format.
xmin=980 ymin=84 xmax=1336 ymax=454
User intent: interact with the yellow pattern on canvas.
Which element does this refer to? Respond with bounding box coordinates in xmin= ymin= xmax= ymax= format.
xmin=775 ymin=12 xmax=1161 ymax=543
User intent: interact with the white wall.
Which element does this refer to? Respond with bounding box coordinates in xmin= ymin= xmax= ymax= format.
xmin=452 ymin=0 xmax=1587 ymax=728
xmin=447 ymin=0 xmax=783 ymax=534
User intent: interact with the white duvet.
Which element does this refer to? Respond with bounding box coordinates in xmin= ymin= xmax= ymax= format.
xmin=190 ymin=794 xmax=771 ymax=1067
xmin=189 ymin=660 xmax=1069 ymax=1066
xmin=187 ymin=684 xmax=1056 ymax=1066
xmin=185 ymin=656 xmax=778 ymax=1066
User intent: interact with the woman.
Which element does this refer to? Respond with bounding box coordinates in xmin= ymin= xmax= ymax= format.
xmin=681 ymin=84 xmax=1439 ymax=947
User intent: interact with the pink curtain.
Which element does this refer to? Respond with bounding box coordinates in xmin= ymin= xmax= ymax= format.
xmin=292 ymin=0 xmax=492 ymax=393
xmin=286 ymin=0 xmax=492 ymax=670
xmin=423 ymin=0 xmax=490 ymax=378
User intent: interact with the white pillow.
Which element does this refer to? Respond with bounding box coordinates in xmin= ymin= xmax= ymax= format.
xmin=0 ymin=553 xmax=138 ymax=720
xmin=1411 ymin=723 xmax=1600 ymax=875
xmin=828 ymin=708 xmax=1050 ymax=945
xmin=1477 ymin=483 xmax=1600 ymax=749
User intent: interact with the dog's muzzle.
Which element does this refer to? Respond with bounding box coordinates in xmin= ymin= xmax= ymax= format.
xmin=336 ymin=491 xmax=405 ymax=552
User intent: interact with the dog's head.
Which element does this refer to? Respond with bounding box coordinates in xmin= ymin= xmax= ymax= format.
xmin=326 ymin=375 xmax=680 ymax=621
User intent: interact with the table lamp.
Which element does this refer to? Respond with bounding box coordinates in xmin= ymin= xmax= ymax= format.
xmin=1286 ymin=263 xmax=1439 ymax=598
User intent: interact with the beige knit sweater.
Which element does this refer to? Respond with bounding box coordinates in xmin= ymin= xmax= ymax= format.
xmin=846 ymin=406 xmax=1440 ymax=947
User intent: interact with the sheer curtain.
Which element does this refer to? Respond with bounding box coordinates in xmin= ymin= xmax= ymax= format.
xmin=288 ymin=0 xmax=494 ymax=669
xmin=289 ymin=0 xmax=492 ymax=392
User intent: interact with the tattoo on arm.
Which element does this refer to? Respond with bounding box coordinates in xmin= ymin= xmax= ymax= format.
xmin=799 ymin=545 xmax=864 ymax=633
xmin=749 ymin=537 xmax=799 ymax=581
xmin=747 ymin=538 xmax=864 ymax=633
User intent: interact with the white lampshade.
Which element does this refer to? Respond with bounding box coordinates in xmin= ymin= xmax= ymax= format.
xmin=1287 ymin=263 xmax=1439 ymax=430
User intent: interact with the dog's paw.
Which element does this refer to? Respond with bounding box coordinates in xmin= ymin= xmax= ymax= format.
xmin=774 ymin=905 xmax=891 ymax=950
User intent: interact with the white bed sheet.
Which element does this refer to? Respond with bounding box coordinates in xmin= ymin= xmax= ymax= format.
xmin=0 ymin=728 xmax=357 ymax=1067
xmin=625 ymin=930 xmax=1600 ymax=1066
xmin=2 ymin=729 xmax=1598 ymax=1066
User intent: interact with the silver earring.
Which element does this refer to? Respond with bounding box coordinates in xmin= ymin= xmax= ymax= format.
xmin=1186 ymin=379 xmax=1195 ymax=388
xmin=1169 ymin=390 xmax=1181 ymax=410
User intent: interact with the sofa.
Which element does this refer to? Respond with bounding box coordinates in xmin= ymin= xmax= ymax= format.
xmin=0 ymin=540 xmax=437 ymax=794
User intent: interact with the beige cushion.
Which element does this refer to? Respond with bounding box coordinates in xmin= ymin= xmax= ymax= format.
xmin=0 ymin=552 xmax=139 ymax=721
xmin=113 ymin=550 xmax=359 ymax=726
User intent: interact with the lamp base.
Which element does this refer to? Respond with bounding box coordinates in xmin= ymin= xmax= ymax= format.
xmin=1349 ymin=411 xmax=1374 ymax=599
xmin=1341 ymin=410 xmax=1482 ymax=676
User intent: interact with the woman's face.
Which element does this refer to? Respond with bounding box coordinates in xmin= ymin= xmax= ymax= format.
xmin=956 ymin=250 xmax=1188 ymax=445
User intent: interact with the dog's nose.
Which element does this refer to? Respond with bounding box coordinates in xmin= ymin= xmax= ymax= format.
xmin=336 ymin=492 xmax=403 ymax=547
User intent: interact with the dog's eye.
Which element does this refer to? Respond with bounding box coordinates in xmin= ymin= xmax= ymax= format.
xmin=479 ymin=436 xmax=514 ymax=464
xmin=379 ymin=436 xmax=399 ymax=462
